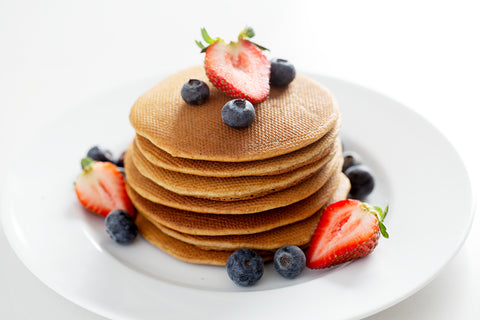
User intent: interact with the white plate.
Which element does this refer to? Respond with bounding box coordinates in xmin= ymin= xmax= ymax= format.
xmin=0 ymin=74 xmax=474 ymax=320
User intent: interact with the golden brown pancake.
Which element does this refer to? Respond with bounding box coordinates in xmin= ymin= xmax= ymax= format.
xmin=124 ymin=148 xmax=343 ymax=214
xmin=143 ymin=174 xmax=350 ymax=251
xmin=130 ymin=140 xmax=340 ymax=201
xmin=135 ymin=175 xmax=350 ymax=265
xmin=129 ymin=66 xmax=340 ymax=161
xmin=126 ymin=172 xmax=344 ymax=236
xmin=127 ymin=66 xmax=346 ymax=266
xmin=136 ymin=214 xmax=273 ymax=266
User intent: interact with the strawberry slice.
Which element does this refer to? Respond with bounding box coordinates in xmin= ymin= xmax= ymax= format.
xmin=305 ymin=199 xmax=388 ymax=269
xmin=75 ymin=157 xmax=135 ymax=218
xmin=196 ymin=27 xmax=270 ymax=103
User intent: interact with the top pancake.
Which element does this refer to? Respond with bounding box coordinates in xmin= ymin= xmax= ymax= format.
xmin=129 ymin=66 xmax=340 ymax=162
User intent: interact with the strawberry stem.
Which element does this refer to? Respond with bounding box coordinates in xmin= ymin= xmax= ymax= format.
xmin=195 ymin=28 xmax=218 ymax=53
xmin=238 ymin=26 xmax=269 ymax=51
xmin=238 ymin=26 xmax=255 ymax=40
xmin=196 ymin=26 xmax=269 ymax=53
xmin=81 ymin=157 xmax=95 ymax=172
xmin=362 ymin=203 xmax=390 ymax=239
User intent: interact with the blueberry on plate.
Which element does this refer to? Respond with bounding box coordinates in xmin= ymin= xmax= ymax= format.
xmin=221 ymin=99 xmax=255 ymax=129
xmin=86 ymin=146 xmax=115 ymax=163
xmin=342 ymin=150 xmax=362 ymax=173
xmin=270 ymin=58 xmax=296 ymax=87
xmin=105 ymin=209 xmax=137 ymax=244
xmin=345 ymin=164 xmax=375 ymax=200
xmin=274 ymin=245 xmax=306 ymax=279
xmin=226 ymin=248 xmax=264 ymax=286
xmin=181 ymin=79 xmax=210 ymax=105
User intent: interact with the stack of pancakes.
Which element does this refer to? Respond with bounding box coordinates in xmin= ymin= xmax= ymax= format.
xmin=124 ymin=66 xmax=349 ymax=266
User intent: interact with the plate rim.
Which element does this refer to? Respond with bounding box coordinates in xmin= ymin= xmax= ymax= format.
xmin=0 ymin=72 xmax=475 ymax=320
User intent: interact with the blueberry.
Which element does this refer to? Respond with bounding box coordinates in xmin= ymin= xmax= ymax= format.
xmin=270 ymin=58 xmax=296 ymax=87
xmin=105 ymin=209 xmax=137 ymax=244
xmin=86 ymin=146 xmax=115 ymax=163
xmin=181 ymin=79 xmax=209 ymax=105
xmin=274 ymin=245 xmax=306 ymax=279
xmin=342 ymin=150 xmax=362 ymax=173
xmin=345 ymin=164 xmax=375 ymax=200
xmin=226 ymin=248 xmax=264 ymax=286
xmin=221 ymin=99 xmax=255 ymax=129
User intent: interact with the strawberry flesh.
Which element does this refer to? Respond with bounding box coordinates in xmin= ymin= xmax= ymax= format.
xmin=305 ymin=199 xmax=380 ymax=269
xmin=205 ymin=39 xmax=270 ymax=103
xmin=75 ymin=160 xmax=134 ymax=218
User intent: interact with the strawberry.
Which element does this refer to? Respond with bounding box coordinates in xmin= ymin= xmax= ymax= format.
xmin=305 ymin=199 xmax=388 ymax=269
xmin=196 ymin=27 xmax=270 ymax=103
xmin=75 ymin=157 xmax=134 ymax=218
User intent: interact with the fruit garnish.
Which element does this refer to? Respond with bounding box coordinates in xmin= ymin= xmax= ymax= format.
xmin=86 ymin=145 xmax=126 ymax=168
xmin=270 ymin=58 xmax=296 ymax=87
xmin=273 ymin=245 xmax=306 ymax=279
xmin=345 ymin=164 xmax=375 ymax=200
xmin=181 ymin=79 xmax=210 ymax=105
xmin=196 ymin=27 xmax=270 ymax=103
xmin=226 ymin=248 xmax=264 ymax=287
xmin=86 ymin=145 xmax=115 ymax=164
xmin=342 ymin=150 xmax=362 ymax=173
xmin=221 ymin=99 xmax=255 ymax=129
xmin=341 ymin=149 xmax=375 ymax=200
xmin=305 ymin=199 xmax=388 ymax=269
xmin=75 ymin=157 xmax=135 ymax=218
xmin=105 ymin=209 xmax=138 ymax=244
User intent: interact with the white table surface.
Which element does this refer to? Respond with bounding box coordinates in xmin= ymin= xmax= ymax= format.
xmin=1 ymin=1 xmax=479 ymax=319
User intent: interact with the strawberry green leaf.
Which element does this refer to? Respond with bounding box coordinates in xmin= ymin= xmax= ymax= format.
xmin=201 ymin=28 xmax=215 ymax=45
xmin=382 ymin=205 xmax=389 ymax=220
xmin=249 ymin=40 xmax=269 ymax=51
xmin=197 ymin=26 xmax=268 ymax=54
xmin=245 ymin=26 xmax=255 ymax=38
xmin=195 ymin=40 xmax=205 ymax=50
xmin=379 ymin=220 xmax=389 ymax=238
xmin=238 ymin=26 xmax=255 ymax=39
xmin=80 ymin=157 xmax=95 ymax=171
xmin=373 ymin=205 xmax=388 ymax=221
xmin=237 ymin=26 xmax=269 ymax=51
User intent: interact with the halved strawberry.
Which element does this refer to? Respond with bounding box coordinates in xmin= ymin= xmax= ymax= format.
xmin=196 ymin=27 xmax=270 ymax=103
xmin=75 ymin=157 xmax=134 ymax=218
xmin=305 ymin=199 xmax=388 ymax=269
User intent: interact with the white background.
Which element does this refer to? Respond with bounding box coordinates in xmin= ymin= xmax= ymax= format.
xmin=1 ymin=0 xmax=479 ymax=319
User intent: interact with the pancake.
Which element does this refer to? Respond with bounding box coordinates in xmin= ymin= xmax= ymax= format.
xmin=135 ymin=174 xmax=350 ymax=265
xmin=153 ymin=209 xmax=322 ymax=251
xmin=136 ymin=214 xmax=273 ymax=266
xmin=129 ymin=65 xmax=340 ymax=161
xmin=127 ymin=172 xmax=344 ymax=236
xmin=143 ymin=174 xmax=350 ymax=251
xmin=124 ymin=147 xmax=343 ymax=214
xmin=134 ymin=116 xmax=341 ymax=177
xmin=130 ymin=140 xmax=340 ymax=201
